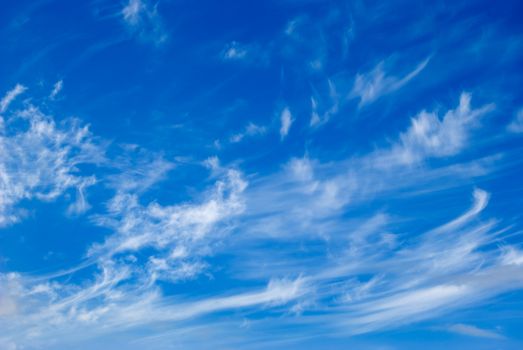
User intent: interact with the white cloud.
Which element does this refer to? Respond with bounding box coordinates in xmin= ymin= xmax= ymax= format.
xmin=230 ymin=122 xmax=266 ymax=143
xmin=89 ymin=167 xmax=247 ymax=284
xmin=66 ymin=177 xmax=97 ymax=215
xmin=0 ymin=86 xmax=518 ymax=349
xmin=0 ymin=165 xmax=312 ymax=349
xmin=279 ymin=107 xmax=293 ymax=139
xmin=159 ymin=277 xmax=307 ymax=321
xmin=203 ymin=155 xmax=220 ymax=171
xmin=243 ymin=92 xmax=493 ymax=244
xmin=1 ymin=84 xmax=27 ymax=112
xmin=448 ymin=323 xmax=504 ymax=339
xmin=107 ymin=151 xmax=175 ymax=194
xmin=219 ymin=41 xmax=269 ymax=66
xmin=0 ymin=272 xmax=306 ymax=349
xmin=310 ymin=79 xmax=339 ymax=127
xmin=350 ymin=58 xmax=430 ymax=106
xmin=508 ymin=108 xmax=523 ymax=133
xmin=221 ymin=41 xmax=249 ymax=61
xmin=428 ymin=188 xmax=489 ymax=234
xmin=346 ymin=284 xmax=470 ymax=334
xmin=310 ymin=97 xmax=320 ymax=126
xmin=223 ymin=93 xmax=521 ymax=338
xmin=500 ymin=246 xmax=523 ymax=266
xmin=0 ymin=87 xmax=289 ymax=348
xmin=380 ymin=93 xmax=494 ymax=165
xmin=0 ymin=105 xmax=104 ymax=226
xmin=122 ymin=0 xmax=144 ymax=25
xmin=286 ymin=157 xmax=315 ymax=182
xmin=121 ymin=0 xmax=167 ymax=45
xmin=232 ymin=166 xmax=523 ymax=336
xmin=324 ymin=188 xmax=523 ymax=335
xmin=49 ymin=80 xmax=63 ymax=99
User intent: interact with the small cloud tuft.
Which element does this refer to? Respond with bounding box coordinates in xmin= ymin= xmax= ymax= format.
xmin=279 ymin=107 xmax=293 ymax=140
xmin=221 ymin=41 xmax=249 ymax=61
xmin=121 ymin=0 xmax=168 ymax=45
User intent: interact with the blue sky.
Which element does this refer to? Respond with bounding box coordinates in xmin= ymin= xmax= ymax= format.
xmin=1 ymin=0 xmax=523 ymax=349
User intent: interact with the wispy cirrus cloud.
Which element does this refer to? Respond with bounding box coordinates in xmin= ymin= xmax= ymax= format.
xmin=350 ymin=58 xmax=430 ymax=107
xmin=220 ymin=92 xmax=520 ymax=338
xmin=90 ymin=166 xmax=247 ymax=269
xmin=2 ymin=1 xmax=523 ymax=348
xmin=447 ymin=323 xmax=505 ymax=339
xmin=0 ymin=89 xmax=105 ymax=226
xmin=0 ymin=270 xmax=306 ymax=348
xmin=242 ymin=93 xmax=494 ymax=243
xmin=0 ymin=84 xmax=26 ymax=112
xmin=379 ymin=92 xmax=495 ymax=165
xmin=121 ymin=0 xmax=167 ymax=45
xmin=106 ymin=148 xmax=175 ymax=194
xmin=230 ymin=122 xmax=266 ymax=143
xmin=242 ymin=183 xmax=523 ymax=336
xmin=310 ymin=79 xmax=339 ymax=127
xmin=229 ymin=176 xmax=523 ymax=339
xmin=0 ymin=146 xmax=307 ymax=348
xmin=0 ymin=87 xmax=519 ymax=349
xmin=49 ymin=79 xmax=63 ymax=100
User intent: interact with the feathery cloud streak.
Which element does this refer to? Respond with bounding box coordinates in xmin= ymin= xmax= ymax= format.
xmin=351 ymin=58 xmax=430 ymax=107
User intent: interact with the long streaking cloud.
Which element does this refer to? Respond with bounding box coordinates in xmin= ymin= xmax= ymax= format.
xmin=350 ymin=58 xmax=430 ymax=107
xmin=0 ymin=84 xmax=27 ymax=112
